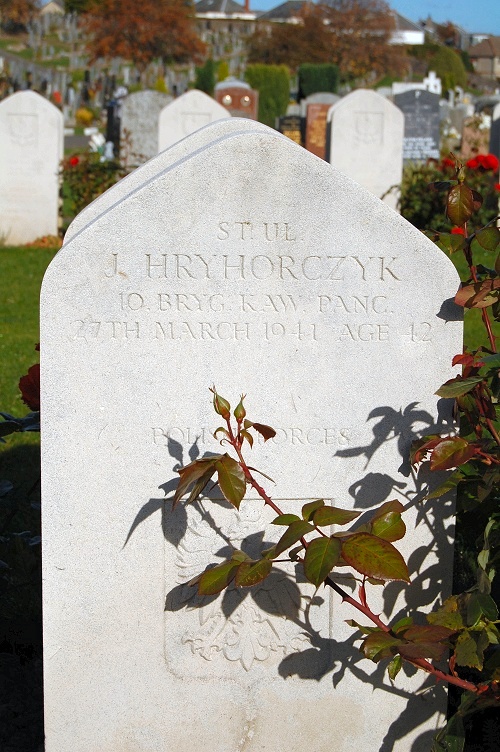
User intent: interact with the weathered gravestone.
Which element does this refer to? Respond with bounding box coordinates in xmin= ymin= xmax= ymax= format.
xmin=64 ymin=118 xmax=271 ymax=243
xmin=460 ymin=114 xmax=490 ymax=160
xmin=41 ymin=126 xmax=462 ymax=752
xmin=120 ymin=90 xmax=172 ymax=164
xmin=278 ymin=114 xmax=303 ymax=145
xmin=327 ymin=89 xmax=404 ymax=211
xmin=305 ymin=103 xmax=330 ymax=159
xmin=394 ymin=89 xmax=441 ymax=163
xmin=489 ymin=102 xmax=500 ymax=159
xmin=158 ymin=89 xmax=230 ymax=152
xmin=0 ymin=90 xmax=63 ymax=244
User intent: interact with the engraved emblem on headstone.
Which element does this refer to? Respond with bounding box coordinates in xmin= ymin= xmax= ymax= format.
xmin=354 ymin=112 xmax=383 ymax=146
xmin=8 ymin=113 xmax=38 ymax=147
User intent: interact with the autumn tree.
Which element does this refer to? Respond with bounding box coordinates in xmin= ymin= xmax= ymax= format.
xmin=321 ymin=0 xmax=407 ymax=81
xmin=247 ymin=4 xmax=332 ymax=70
xmin=0 ymin=0 xmax=38 ymax=30
xmin=83 ymin=0 xmax=205 ymax=75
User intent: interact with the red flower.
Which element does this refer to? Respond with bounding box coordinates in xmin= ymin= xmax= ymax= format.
xmin=477 ymin=153 xmax=499 ymax=171
xmin=495 ymin=183 xmax=500 ymax=192
xmin=441 ymin=158 xmax=455 ymax=170
xmin=451 ymin=227 xmax=466 ymax=236
xmin=466 ymin=158 xmax=479 ymax=169
xmin=69 ymin=156 xmax=79 ymax=167
xmin=19 ymin=364 xmax=40 ymax=412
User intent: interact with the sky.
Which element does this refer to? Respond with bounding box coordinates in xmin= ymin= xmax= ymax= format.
xmin=253 ymin=0 xmax=500 ymax=35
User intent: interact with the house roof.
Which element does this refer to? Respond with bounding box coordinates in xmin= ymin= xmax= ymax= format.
xmin=469 ymin=36 xmax=500 ymax=58
xmin=392 ymin=12 xmax=422 ymax=32
xmin=195 ymin=0 xmax=248 ymax=14
xmin=258 ymin=1 xmax=306 ymax=21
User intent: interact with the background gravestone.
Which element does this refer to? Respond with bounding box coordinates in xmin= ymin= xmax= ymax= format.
xmin=0 ymin=90 xmax=63 ymax=244
xmin=277 ymin=114 xmax=303 ymax=145
xmin=460 ymin=115 xmax=490 ymax=160
xmin=489 ymin=102 xmax=500 ymax=159
xmin=158 ymin=89 xmax=230 ymax=152
xmin=41 ymin=128 xmax=461 ymax=752
xmin=394 ymin=89 xmax=441 ymax=163
xmin=300 ymin=91 xmax=340 ymax=117
xmin=215 ymin=79 xmax=258 ymax=119
xmin=327 ymin=89 xmax=404 ymax=211
xmin=120 ymin=89 xmax=171 ymax=164
xmin=305 ymin=103 xmax=330 ymax=159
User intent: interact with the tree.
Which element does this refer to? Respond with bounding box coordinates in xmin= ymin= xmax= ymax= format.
xmin=247 ymin=4 xmax=333 ymax=70
xmin=0 ymin=0 xmax=38 ymax=30
xmin=83 ymin=0 xmax=205 ymax=73
xmin=429 ymin=46 xmax=467 ymax=92
xmin=321 ymin=0 xmax=407 ymax=81
xmin=244 ymin=64 xmax=290 ymax=127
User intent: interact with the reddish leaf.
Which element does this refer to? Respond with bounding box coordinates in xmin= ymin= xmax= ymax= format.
xmin=240 ymin=429 xmax=253 ymax=448
xmin=275 ymin=520 xmax=314 ymax=556
xmin=173 ymin=456 xmax=220 ymax=508
xmin=410 ymin=435 xmax=442 ymax=464
xmin=402 ymin=624 xmax=455 ymax=642
xmin=399 ymin=641 xmax=448 ymax=661
xmin=215 ymin=454 xmax=246 ymax=509
xmin=235 ymin=558 xmax=272 ymax=587
xmin=303 ymin=536 xmax=341 ymax=586
xmin=455 ymin=279 xmax=500 ymax=309
xmin=19 ymin=364 xmax=40 ymax=411
xmin=198 ymin=560 xmax=239 ymax=596
xmin=446 ymin=184 xmax=475 ymax=226
xmin=251 ymin=422 xmax=277 ymax=442
xmin=429 ymin=437 xmax=479 ymax=471
xmin=341 ymin=533 xmax=410 ymax=582
xmin=313 ymin=505 xmax=361 ymax=527
xmin=452 ymin=353 xmax=476 ymax=367
xmin=371 ymin=499 xmax=404 ymax=519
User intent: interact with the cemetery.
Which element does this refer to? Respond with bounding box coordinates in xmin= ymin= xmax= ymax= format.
xmin=1 ymin=3 xmax=500 ymax=752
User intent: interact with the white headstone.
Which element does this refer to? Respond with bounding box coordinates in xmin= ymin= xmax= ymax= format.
xmin=158 ymin=89 xmax=230 ymax=152
xmin=392 ymin=82 xmax=425 ymax=96
xmin=327 ymin=89 xmax=404 ymax=211
xmin=423 ymin=71 xmax=442 ymax=96
xmin=120 ymin=90 xmax=172 ymax=163
xmin=489 ymin=101 xmax=500 ymax=159
xmin=0 ymin=91 xmax=63 ymax=244
xmin=64 ymin=118 xmax=271 ymax=243
xmin=41 ymin=128 xmax=461 ymax=752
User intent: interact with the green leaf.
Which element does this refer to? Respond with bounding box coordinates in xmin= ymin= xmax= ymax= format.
xmin=391 ymin=616 xmax=414 ymax=634
xmin=288 ymin=545 xmax=303 ymax=561
xmin=468 ymin=593 xmax=498 ymax=624
xmin=388 ymin=654 xmax=402 ymax=681
xmin=185 ymin=466 xmax=221 ymax=505
xmin=341 ymin=533 xmax=410 ymax=582
xmin=240 ymin=429 xmax=253 ymax=448
xmin=435 ymin=376 xmax=483 ymax=398
xmin=436 ymin=232 xmax=465 ymax=255
xmin=313 ymin=505 xmax=361 ymax=527
xmin=454 ymin=631 xmax=483 ymax=669
xmin=173 ymin=456 xmax=221 ymax=508
xmin=215 ymin=454 xmax=246 ymax=509
xmin=198 ymin=560 xmax=239 ymax=596
xmin=426 ymin=470 xmax=464 ymax=500
xmin=345 ymin=619 xmax=379 ymax=635
xmin=371 ymin=511 xmax=406 ymax=542
xmin=475 ymin=225 xmax=500 ymax=252
xmin=446 ymin=183 xmax=475 ymax=226
xmin=235 ymin=558 xmax=272 ymax=587
xmin=251 ymin=422 xmax=276 ymax=442
xmin=275 ymin=520 xmax=315 ymax=556
xmin=231 ymin=549 xmax=252 ymax=563
xmin=302 ymin=499 xmax=324 ymax=520
xmin=432 ymin=710 xmax=466 ymax=752
xmin=361 ymin=631 xmax=403 ymax=662
xmin=427 ymin=597 xmax=464 ymax=631
xmin=303 ymin=536 xmax=342 ymax=586
xmin=272 ymin=513 xmax=301 ymax=526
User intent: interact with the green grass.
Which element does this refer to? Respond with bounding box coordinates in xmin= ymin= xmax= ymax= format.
xmin=0 ymin=247 xmax=57 ymax=417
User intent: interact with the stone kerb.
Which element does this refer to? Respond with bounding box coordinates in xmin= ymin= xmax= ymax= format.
xmin=0 ymin=90 xmax=63 ymax=245
xmin=120 ymin=90 xmax=172 ymax=164
xmin=158 ymin=89 xmax=231 ymax=152
xmin=64 ymin=118 xmax=272 ymax=244
xmin=327 ymin=89 xmax=404 ymax=211
xmin=41 ymin=128 xmax=461 ymax=752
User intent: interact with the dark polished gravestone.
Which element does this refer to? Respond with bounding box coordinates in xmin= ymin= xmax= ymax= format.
xmin=278 ymin=114 xmax=303 ymax=146
xmin=394 ymin=89 xmax=441 ymax=163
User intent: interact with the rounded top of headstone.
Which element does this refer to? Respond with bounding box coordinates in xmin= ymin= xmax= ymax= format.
xmin=327 ymin=88 xmax=404 ymax=123
xmin=215 ymin=78 xmax=251 ymax=91
xmin=0 ymin=89 xmax=63 ymax=117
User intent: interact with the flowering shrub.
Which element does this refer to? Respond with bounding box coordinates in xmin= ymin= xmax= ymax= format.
xmin=75 ymin=107 xmax=95 ymax=127
xmin=399 ymin=154 xmax=500 ymax=232
xmin=61 ymin=151 xmax=127 ymax=223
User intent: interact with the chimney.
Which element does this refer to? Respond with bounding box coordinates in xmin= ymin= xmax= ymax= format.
xmin=244 ymin=0 xmax=250 ymax=11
